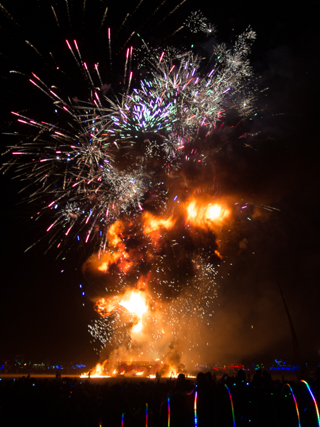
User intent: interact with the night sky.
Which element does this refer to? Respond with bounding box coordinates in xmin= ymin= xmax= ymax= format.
xmin=0 ymin=0 xmax=319 ymax=369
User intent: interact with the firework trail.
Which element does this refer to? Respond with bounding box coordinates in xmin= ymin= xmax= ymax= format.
xmin=1 ymin=0 xmax=259 ymax=373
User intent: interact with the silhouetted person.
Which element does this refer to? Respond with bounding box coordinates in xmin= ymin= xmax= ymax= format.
xmin=196 ymin=372 xmax=216 ymax=427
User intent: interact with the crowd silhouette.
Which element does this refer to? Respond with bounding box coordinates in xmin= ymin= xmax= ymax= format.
xmin=0 ymin=368 xmax=319 ymax=426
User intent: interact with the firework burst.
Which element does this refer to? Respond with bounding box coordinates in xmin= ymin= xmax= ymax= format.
xmin=3 ymin=26 xmax=256 ymax=252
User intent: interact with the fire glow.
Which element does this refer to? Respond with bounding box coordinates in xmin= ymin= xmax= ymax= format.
xmin=143 ymin=212 xmax=176 ymax=235
xmin=82 ymin=199 xmax=230 ymax=378
xmin=186 ymin=199 xmax=230 ymax=227
xmin=94 ymin=289 xmax=147 ymax=333
xmin=119 ymin=290 xmax=147 ymax=333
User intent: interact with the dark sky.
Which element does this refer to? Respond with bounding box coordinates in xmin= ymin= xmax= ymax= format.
xmin=0 ymin=0 xmax=319 ymax=368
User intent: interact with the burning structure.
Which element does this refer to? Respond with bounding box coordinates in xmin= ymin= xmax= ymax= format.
xmin=82 ymin=200 xmax=230 ymax=376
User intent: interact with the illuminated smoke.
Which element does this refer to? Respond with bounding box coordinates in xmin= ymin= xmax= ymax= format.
xmin=83 ymin=198 xmax=229 ymax=370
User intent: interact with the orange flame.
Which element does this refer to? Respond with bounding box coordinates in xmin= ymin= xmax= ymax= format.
xmin=80 ymin=361 xmax=110 ymax=378
xmin=97 ymin=220 xmax=133 ymax=274
xmin=143 ymin=212 xmax=176 ymax=235
xmin=119 ymin=290 xmax=147 ymax=332
xmin=97 ymin=251 xmax=122 ymax=272
xmin=94 ymin=296 xmax=120 ymax=317
xmin=107 ymin=221 xmax=123 ymax=247
xmin=186 ymin=199 xmax=229 ymax=228
xmin=95 ymin=289 xmax=148 ymax=333
xmin=168 ymin=367 xmax=178 ymax=378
